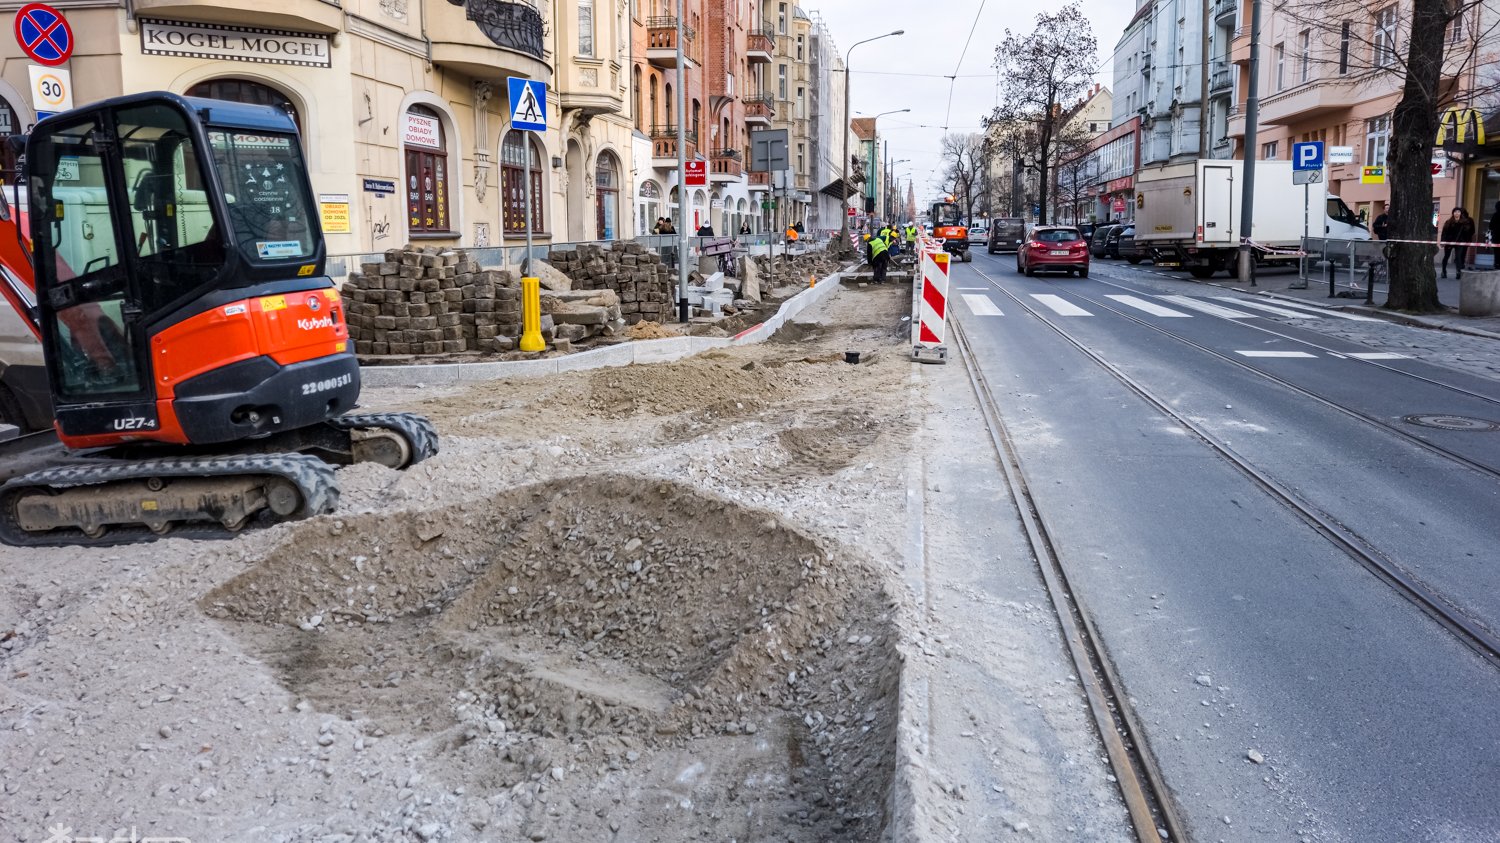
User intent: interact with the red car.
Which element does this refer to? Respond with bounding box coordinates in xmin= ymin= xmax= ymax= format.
xmin=1017 ymin=226 xmax=1091 ymax=278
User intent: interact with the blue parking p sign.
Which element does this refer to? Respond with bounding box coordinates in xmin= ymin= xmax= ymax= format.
xmin=1293 ymin=141 xmax=1324 ymax=171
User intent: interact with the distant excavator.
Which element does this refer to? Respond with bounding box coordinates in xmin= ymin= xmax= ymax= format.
xmin=929 ymin=197 xmax=971 ymax=263
xmin=0 ymin=91 xmax=437 ymax=546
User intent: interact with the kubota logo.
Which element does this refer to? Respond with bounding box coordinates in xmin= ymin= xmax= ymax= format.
xmin=297 ymin=316 xmax=335 ymax=331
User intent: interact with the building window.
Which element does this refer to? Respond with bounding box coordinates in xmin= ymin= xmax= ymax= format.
xmin=1274 ymin=43 xmax=1285 ymax=90
xmin=778 ymin=2 xmax=787 ymax=33
xmin=796 ymin=86 xmax=805 ymax=118
xmin=1448 ymin=7 xmax=1465 ymax=44
xmin=797 ymin=142 xmax=805 ymax=173
xmin=501 ymin=132 xmax=543 ymax=235
xmin=1299 ymin=30 xmax=1311 ymax=83
xmin=1262 ymin=141 xmax=1278 ymax=160
xmin=691 ymin=99 xmax=701 ymax=141
xmin=1365 ymin=114 xmax=1391 ymax=167
xmin=664 ymin=82 xmax=673 ymax=127
xmin=633 ymin=66 xmax=643 ymax=130
xmin=0 ymin=96 xmax=19 ymax=184
xmin=595 ymin=152 xmax=619 ymax=239
xmin=186 ymin=78 xmax=300 ymax=134
xmin=1373 ymin=6 xmax=1397 ymax=68
xmin=578 ymin=0 xmax=594 ymax=56
xmin=778 ymin=64 xmax=787 ymax=100
xmin=1339 ymin=21 xmax=1351 ymax=74
xmin=796 ymin=34 xmax=804 ymax=61
xmin=404 ymin=106 xmax=450 ymax=234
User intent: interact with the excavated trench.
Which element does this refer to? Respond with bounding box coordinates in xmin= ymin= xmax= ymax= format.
xmin=202 ymin=475 xmax=901 ymax=840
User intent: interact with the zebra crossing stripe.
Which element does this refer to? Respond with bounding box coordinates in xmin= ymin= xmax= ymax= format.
xmin=1105 ymin=295 xmax=1191 ymax=317
xmin=1156 ymin=295 xmax=1257 ymax=319
xmin=1211 ymin=297 xmax=1324 ymax=319
xmin=1236 ymin=350 xmax=1318 ymax=358
xmin=962 ymin=294 xmax=1004 ymax=316
xmin=1030 ymin=294 xmax=1092 ymax=316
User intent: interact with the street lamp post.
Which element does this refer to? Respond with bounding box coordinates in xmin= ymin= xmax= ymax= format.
xmin=839 ymin=30 xmax=904 ymax=250
xmin=857 ymin=108 xmax=909 ymax=225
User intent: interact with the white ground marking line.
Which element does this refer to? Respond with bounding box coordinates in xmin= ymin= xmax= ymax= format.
xmin=1249 ymin=298 xmax=1383 ymax=321
xmin=962 ymin=294 xmax=1004 ymax=316
xmin=1104 ymin=294 xmax=1192 ymax=318
xmin=1156 ymin=295 xmax=1258 ymax=319
xmin=1030 ymin=294 xmax=1093 ymax=316
xmin=957 ymin=287 xmax=990 ymax=291
xmin=1348 ymin=352 xmax=1410 ymax=360
xmin=1210 ymin=297 xmax=1324 ymax=319
xmin=1235 ymin=350 xmax=1318 ymax=358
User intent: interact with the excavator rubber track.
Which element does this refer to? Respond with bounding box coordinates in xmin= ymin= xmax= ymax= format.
xmin=330 ymin=412 xmax=440 ymax=468
xmin=0 ymin=453 xmax=338 ymax=547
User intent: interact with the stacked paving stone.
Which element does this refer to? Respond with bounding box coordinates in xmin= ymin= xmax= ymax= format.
xmin=342 ymin=246 xmax=526 ymax=355
xmin=543 ymin=242 xmax=674 ymax=325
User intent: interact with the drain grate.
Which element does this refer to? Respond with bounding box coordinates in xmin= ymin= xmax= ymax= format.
xmin=1402 ymin=414 xmax=1500 ymax=432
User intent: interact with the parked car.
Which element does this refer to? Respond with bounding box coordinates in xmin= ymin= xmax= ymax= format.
xmin=1017 ymin=226 xmax=1090 ymax=278
xmin=1090 ymin=224 xmax=1121 ymax=258
xmin=1105 ymin=224 xmax=1130 ymax=259
xmin=1116 ymin=225 xmax=1145 ymax=264
xmin=987 ymin=217 xmax=1027 ymax=254
xmin=1077 ymin=222 xmax=1098 ymax=242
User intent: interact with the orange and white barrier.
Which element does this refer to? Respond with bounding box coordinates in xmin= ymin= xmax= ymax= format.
xmin=912 ymin=247 xmax=949 ymax=363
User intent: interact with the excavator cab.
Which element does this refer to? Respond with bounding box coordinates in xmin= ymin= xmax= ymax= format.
xmin=930 ymin=199 xmax=971 ymax=262
xmin=24 ymin=92 xmax=354 ymax=448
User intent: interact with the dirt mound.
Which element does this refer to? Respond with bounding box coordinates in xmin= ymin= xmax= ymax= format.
xmin=583 ymin=356 xmax=787 ymax=418
xmin=777 ymin=410 xmax=882 ymax=477
xmin=201 ymin=475 xmax=898 ymax=839
xmin=627 ymin=320 xmax=681 ymax=339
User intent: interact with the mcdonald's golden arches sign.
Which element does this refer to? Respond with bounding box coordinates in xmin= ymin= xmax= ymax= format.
xmin=1436 ymin=107 xmax=1486 ymax=148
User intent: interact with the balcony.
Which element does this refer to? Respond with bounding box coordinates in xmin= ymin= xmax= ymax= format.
xmin=425 ymin=0 xmax=550 ymax=81
xmin=1211 ymin=62 xmax=1232 ymax=94
xmin=748 ymin=25 xmax=773 ymax=63
xmin=647 ymin=17 xmax=696 ymax=68
xmin=711 ymin=149 xmax=744 ymax=181
xmin=1214 ymin=0 xmax=1237 ymax=25
xmin=650 ymin=125 xmax=699 ymax=166
xmin=1257 ymin=77 xmax=1358 ymax=127
xmin=132 ymin=0 xmax=342 ymax=33
xmin=745 ymin=95 xmax=774 ymax=126
xmin=748 ymin=171 xmax=771 ymax=192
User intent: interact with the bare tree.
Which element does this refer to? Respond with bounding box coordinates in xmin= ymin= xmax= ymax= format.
xmin=939 ymin=133 xmax=987 ymax=223
xmin=990 ymin=3 xmax=1098 ymax=225
xmin=1275 ymin=0 xmax=1496 ymax=311
xmin=1053 ymin=150 xmax=1095 ymax=225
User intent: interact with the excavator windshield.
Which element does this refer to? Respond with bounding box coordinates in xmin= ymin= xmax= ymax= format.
xmin=931 ymin=203 xmax=964 ymax=228
xmin=207 ymin=129 xmax=316 ymax=264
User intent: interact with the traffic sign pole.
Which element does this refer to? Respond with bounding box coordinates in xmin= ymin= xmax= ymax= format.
xmin=507 ymin=77 xmax=548 ymax=282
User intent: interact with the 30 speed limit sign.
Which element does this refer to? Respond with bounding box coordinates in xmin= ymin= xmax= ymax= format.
xmin=28 ymin=64 xmax=72 ymax=119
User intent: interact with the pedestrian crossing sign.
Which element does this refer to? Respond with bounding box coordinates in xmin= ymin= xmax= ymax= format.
xmin=507 ymin=77 xmax=547 ymax=132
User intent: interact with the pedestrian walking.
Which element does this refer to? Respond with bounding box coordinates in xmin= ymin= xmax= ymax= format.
xmin=1440 ymin=208 xmax=1474 ymax=279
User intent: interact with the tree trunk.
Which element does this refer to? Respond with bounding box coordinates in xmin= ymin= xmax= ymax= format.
xmin=1385 ymin=0 xmax=1448 ymax=312
xmin=1037 ymin=130 xmax=1052 ymax=224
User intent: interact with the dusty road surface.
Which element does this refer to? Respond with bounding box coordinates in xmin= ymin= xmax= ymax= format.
xmin=1 ymin=283 xmax=930 ymax=842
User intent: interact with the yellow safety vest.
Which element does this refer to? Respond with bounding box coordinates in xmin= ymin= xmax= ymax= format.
xmin=870 ymin=236 xmax=889 ymax=259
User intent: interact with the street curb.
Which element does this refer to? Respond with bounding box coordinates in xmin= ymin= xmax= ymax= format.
xmin=888 ymin=365 xmax=934 ymax=843
xmin=360 ymin=265 xmax=855 ymax=387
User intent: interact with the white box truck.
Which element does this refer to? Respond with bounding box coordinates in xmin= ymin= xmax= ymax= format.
xmin=1133 ymin=159 xmax=1370 ymax=278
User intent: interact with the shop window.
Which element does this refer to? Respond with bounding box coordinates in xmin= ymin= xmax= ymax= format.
xmin=595 ymin=152 xmax=619 ymax=240
xmin=404 ymin=106 xmax=451 ymax=234
xmin=501 ymin=132 xmax=544 ymax=235
xmin=186 ymin=78 xmax=301 ymax=135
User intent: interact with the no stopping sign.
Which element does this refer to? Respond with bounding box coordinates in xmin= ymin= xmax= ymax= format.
xmin=15 ymin=3 xmax=73 ymax=66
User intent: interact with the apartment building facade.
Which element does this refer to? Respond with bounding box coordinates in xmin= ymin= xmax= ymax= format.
xmin=1225 ymin=0 xmax=1480 ymax=221
xmin=0 ymin=0 xmax=649 ymax=254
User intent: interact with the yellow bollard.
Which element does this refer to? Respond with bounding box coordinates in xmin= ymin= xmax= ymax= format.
xmin=519 ymin=276 xmax=545 ymax=352
xmin=809 ymin=274 xmax=816 ymax=288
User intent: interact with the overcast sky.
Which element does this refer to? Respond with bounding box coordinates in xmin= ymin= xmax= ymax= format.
xmin=804 ymin=0 xmax=1137 ymax=208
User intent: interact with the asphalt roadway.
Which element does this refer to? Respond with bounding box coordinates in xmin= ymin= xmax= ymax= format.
xmin=950 ymin=248 xmax=1500 ymax=842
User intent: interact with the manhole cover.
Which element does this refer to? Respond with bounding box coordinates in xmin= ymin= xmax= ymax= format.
xmin=1402 ymin=414 xmax=1500 ymax=432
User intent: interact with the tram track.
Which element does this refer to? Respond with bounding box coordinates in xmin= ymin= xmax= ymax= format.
xmin=960 ymin=262 xmax=1500 ymax=675
xmin=949 ymin=314 xmax=1187 ymax=843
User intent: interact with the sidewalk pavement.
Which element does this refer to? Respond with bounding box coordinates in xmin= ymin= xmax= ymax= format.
xmin=1200 ymin=264 xmax=1500 ymax=341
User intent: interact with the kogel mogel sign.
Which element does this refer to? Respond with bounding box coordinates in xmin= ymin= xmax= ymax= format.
xmin=139 ymin=19 xmax=331 ymax=68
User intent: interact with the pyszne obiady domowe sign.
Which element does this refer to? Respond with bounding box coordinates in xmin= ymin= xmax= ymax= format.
xmin=139 ymin=19 xmax=332 ymax=68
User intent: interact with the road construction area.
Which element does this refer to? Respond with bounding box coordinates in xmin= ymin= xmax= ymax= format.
xmin=4 ymin=276 xmax=1120 ymax=843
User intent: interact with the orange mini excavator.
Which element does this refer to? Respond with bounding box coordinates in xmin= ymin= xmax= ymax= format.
xmin=0 ymin=92 xmax=436 ymax=546
xmin=930 ymin=197 xmax=971 ymax=263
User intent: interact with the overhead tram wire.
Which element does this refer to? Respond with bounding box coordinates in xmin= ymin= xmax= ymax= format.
xmin=943 ymin=0 xmax=987 ymax=133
